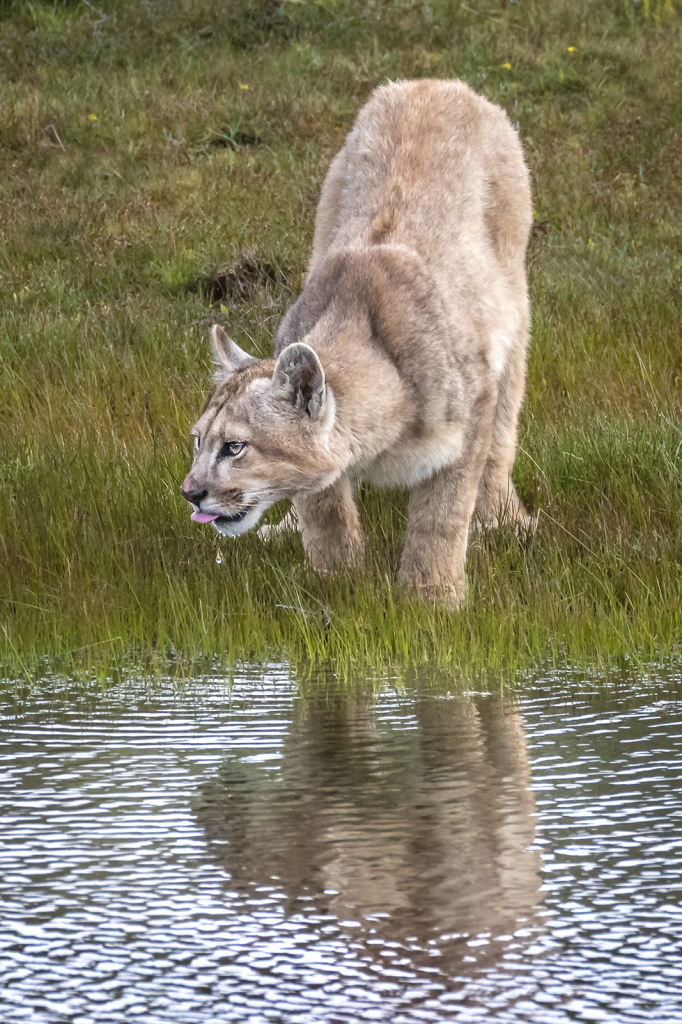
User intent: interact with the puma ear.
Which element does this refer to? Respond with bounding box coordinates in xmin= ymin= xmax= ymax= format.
xmin=271 ymin=343 xmax=327 ymax=420
xmin=210 ymin=324 xmax=255 ymax=376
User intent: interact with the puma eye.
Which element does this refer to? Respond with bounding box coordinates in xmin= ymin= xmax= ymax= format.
xmin=219 ymin=440 xmax=247 ymax=459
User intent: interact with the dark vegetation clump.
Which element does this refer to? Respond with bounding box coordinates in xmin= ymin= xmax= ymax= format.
xmin=207 ymin=257 xmax=290 ymax=302
xmin=0 ymin=0 xmax=681 ymax=683
xmin=208 ymin=127 xmax=262 ymax=149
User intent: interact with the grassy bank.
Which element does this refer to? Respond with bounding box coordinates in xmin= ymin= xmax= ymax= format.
xmin=1 ymin=0 xmax=681 ymax=682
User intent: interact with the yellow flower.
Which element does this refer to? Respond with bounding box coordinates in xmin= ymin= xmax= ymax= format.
xmin=502 ymin=63 xmax=511 ymax=69
xmin=567 ymin=46 xmax=576 ymax=52
xmin=89 ymin=114 xmax=98 ymax=121
xmin=240 ymin=84 xmax=249 ymax=90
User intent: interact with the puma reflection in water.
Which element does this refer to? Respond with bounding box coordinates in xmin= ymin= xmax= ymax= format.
xmin=195 ymin=691 xmax=543 ymax=975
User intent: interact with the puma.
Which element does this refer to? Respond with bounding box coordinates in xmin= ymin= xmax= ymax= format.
xmin=181 ymin=79 xmax=533 ymax=609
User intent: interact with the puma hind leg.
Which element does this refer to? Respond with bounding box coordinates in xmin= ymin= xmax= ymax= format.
xmin=475 ymin=316 xmax=535 ymax=538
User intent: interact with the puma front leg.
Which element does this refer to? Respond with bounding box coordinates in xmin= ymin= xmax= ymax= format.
xmin=398 ymin=395 xmax=496 ymax=610
xmin=293 ymin=476 xmax=365 ymax=575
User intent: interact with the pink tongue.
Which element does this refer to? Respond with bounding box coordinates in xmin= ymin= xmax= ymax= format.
xmin=191 ymin=511 xmax=220 ymax=524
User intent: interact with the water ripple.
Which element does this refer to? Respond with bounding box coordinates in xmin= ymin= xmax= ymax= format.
xmin=1 ymin=668 xmax=681 ymax=1022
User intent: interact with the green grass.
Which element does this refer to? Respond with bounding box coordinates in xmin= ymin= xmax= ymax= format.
xmin=1 ymin=0 xmax=681 ymax=683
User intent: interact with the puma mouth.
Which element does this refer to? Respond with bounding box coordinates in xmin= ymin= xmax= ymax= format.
xmin=190 ymin=505 xmax=254 ymax=525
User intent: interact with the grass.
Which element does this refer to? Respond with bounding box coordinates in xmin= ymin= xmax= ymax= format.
xmin=1 ymin=0 xmax=681 ymax=684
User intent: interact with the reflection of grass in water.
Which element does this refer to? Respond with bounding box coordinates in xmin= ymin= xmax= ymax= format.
xmin=1 ymin=0 xmax=681 ymax=682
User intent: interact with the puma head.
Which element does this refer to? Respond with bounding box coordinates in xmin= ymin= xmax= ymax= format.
xmin=180 ymin=325 xmax=337 ymax=537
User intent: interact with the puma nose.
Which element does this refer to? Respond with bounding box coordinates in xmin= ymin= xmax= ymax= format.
xmin=181 ymin=485 xmax=208 ymax=506
xmin=180 ymin=477 xmax=207 ymax=506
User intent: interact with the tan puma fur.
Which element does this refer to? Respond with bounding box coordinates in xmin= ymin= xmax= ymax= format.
xmin=181 ymin=79 xmax=533 ymax=609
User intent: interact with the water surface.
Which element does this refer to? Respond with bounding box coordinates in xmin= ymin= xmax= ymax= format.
xmin=1 ymin=667 xmax=681 ymax=1022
